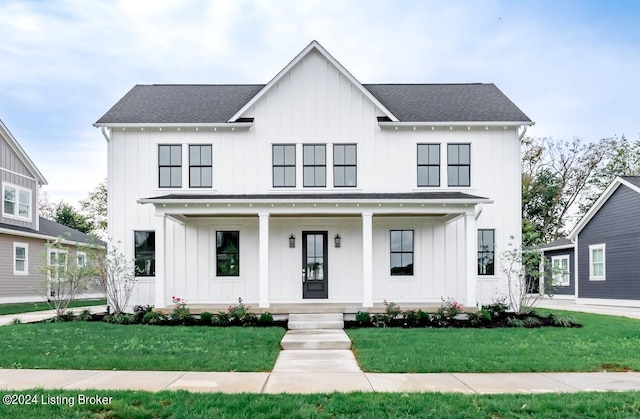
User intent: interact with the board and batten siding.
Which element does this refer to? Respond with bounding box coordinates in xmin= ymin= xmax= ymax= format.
xmin=0 ymin=132 xmax=38 ymax=230
xmin=578 ymin=184 xmax=640 ymax=300
xmin=543 ymin=247 xmax=575 ymax=296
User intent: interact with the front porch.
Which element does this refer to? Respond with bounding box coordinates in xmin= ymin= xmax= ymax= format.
xmin=137 ymin=192 xmax=491 ymax=311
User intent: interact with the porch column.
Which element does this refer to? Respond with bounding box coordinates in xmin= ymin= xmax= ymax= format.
xmin=362 ymin=212 xmax=373 ymax=308
xmin=154 ymin=214 xmax=167 ymax=308
xmin=258 ymin=213 xmax=270 ymax=308
xmin=464 ymin=212 xmax=477 ymax=307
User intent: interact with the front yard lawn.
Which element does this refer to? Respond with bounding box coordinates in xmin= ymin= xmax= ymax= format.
xmin=2 ymin=390 xmax=639 ymax=418
xmin=0 ymin=299 xmax=107 ymax=316
xmin=0 ymin=323 xmax=285 ymax=372
xmin=348 ymin=311 xmax=640 ymax=373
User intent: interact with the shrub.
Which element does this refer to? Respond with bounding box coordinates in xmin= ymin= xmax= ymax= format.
xmin=551 ymin=314 xmax=579 ymax=327
xmin=54 ymin=310 xmax=76 ymax=322
xmin=11 ymin=318 xmax=22 ymax=325
xmin=76 ymin=309 xmax=93 ymax=322
xmin=402 ymin=309 xmax=420 ymax=328
xmin=142 ymin=311 xmax=166 ymax=325
xmin=522 ymin=316 xmax=542 ymax=328
xmin=227 ymin=297 xmax=257 ymax=325
xmin=170 ymin=296 xmax=192 ymax=324
xmin=468 ymin=308 xmax=492 ymax=326
xmin=258 ymin=312 xmax=274 ymax=325
xmin=436 ymin=297 xmax=463 ymax=321
xmin=115 ymin=313 xmax=135 ymax=325
xmin=355 ymin=310 xmax=371 ymax=324
xmin=200 ymin=311 xmax=213 ymax=325
xmin=133 ymin=305 xmax=154 ymax=324
xmin=383 ymin=300 xmax=402 ymax=318
xmin=484 ymin=298 xmax=509 ymax=318
xmin=507 ymin=317 xmax=524 ymax=328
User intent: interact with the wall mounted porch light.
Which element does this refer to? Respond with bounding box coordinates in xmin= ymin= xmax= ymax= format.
xmin=334 ymin=234 xmax=341 ymax=248
xmin=289 ymin=234 xmax=296 ymax=248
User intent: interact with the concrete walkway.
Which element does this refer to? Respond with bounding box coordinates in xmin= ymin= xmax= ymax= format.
xmin=1 ymin=369 xmax=640 ymax=394
xmin=535 ymin=299 xmax=640 ymax=320
xmin=0 ymin=305 xmax=107 ymax=326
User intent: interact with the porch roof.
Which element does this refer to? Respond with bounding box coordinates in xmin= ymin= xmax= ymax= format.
xmin=139 ymin=191 xmax=491 ymax=204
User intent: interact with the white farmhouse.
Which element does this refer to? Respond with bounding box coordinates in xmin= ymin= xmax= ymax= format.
xmin=95 ymin=41 xmax=532 ymax=312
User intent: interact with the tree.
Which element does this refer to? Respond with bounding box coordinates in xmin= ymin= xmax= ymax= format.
xmin=38 ymin=191 xmax=59 ymax=220
xmin=79 ymin=179 xmax=107 ymax=239
xmin=54 ymin=203 xmax=94 ymax=235
xmin=90 ymin=242 xmax=136 ymax=315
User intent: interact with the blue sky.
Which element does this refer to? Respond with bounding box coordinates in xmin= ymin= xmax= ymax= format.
xmin=1 ymin=0 xmax=638 ymax=203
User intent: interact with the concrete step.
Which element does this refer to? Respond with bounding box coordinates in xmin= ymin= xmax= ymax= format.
xmin=272 ymin=350 xmax=361 ymax=372
xmin=288 ymin=313 xmax=344 ymax=330
xmin=280 ymin=330 xmax=352 ymax=350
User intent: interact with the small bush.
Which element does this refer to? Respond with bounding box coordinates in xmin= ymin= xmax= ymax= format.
xmin=484 ymin=298 xmax=509 ymax=318
xmin=468 ymin=308 xmax=492 ymax=326
xmin=213 ymin=312 xmax=230 ymax=326
xmin=54 ymin=310 xmax=76 ymax=322
xmin=402 ymin=309 xmax=420 ymax=328
xmin=551 ymin=314 xmax=579 ymax=328
xmin=383 ymin=300 xmax=402 ymax=318
xmin=258 ymin=312 xmax=274 ymax=325
xmin=76 ymin=309 xmax=93 ymax=322
xmin=507 ymin=317 xmax=524 ymax=328
xmin=133 ymin=305 xmax=154 ymax=323
xmin=355 ymin=311 xmax=371 ymax=324
xmin=142 ymin=311 xmax=166 ymax=325
xmin=11 ymin=318 xmax=22 ymax=325
xmin=522 ymin=316 xmax=542 ymax=328
xmin=436 ymin=297 xmax=463 ymax=321
xmin=200 ymin=311 xmax=213 ymax=325
xmin=170 ymin=296 xmax=192 ymax=324
xmin=227 ymin=297 xmax=255 ymax=324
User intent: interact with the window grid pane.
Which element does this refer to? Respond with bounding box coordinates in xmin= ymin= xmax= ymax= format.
xmin=216 ymin=231 xmax=240 ymax=277
xmin=334 ymin=144 xmax=357 ymax=187
xmin=159 ymin=145 xmax=182 ymax=188
xmin=189 ymin=145 xmax=212 ymax=188
xmin=303 ymin=145 xmax=326 ymax=187
xmin=273 ymin=145 xmax=296 ymax=187
xmin=417 ymin=144 xmax=440 ymax=187
xmin=447 ymin=144 xmax=470 ymax=187
xmin=135 ymin=231 xmax=155 ymax=276
xmin=390 ymin=230 xmax=414 ymax=276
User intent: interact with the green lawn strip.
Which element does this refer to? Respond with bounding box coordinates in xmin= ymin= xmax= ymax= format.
xmin=348 ymin=310 xmax=640 ymax=373
xmin=0 ymin=299 xmax=107 ymax=316
xmin=1 ymin=390 xmax=639 ymax=418
xmin=0 ymin=323 xmax=284 ymax=372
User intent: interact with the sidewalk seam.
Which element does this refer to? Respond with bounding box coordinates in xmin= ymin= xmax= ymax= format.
xmin=159 ymin=371 xmax=187 ymax=391
xmin=450 ymin=373 xmax=478 ymax=394
xmin=540 ymin=372 xmax=581 ymax=392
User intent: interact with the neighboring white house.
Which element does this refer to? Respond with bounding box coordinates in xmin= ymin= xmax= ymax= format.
xmin=95 ymin=41 xmax=532 ymax=311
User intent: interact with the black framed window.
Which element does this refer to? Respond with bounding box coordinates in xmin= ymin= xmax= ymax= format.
xmin=159 ymin=145 xmax=182 ymax=188
xmin=134 ymin=231 xmax=155 ymax=277
xmin=333 ymin=144 xmax=357 ymax=187
xmin=216 ymin=231 xmax=239 ymax=276
xmin=390 ymin=230 xmax=414 ymax=276
xmin=417 ymin=144 xmax=440 ymax=187
xmin=303 ymin=144 xmax=326 ymax=187
xmin=477 ymin=229 xmax=495 ymax=275
xmin=189 ymin=145 xmax=212 ymax=188
xmin=273 ymin=144 xmax=296 ymax=187
xmin=447 ymin=144 xmax=470 ymax=186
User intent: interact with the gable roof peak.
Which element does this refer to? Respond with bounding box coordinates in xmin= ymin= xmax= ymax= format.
xmin=227 ymin=40 xmax=399 ymax=123
xmin=0 ymin=119 xmax=47 ymax=185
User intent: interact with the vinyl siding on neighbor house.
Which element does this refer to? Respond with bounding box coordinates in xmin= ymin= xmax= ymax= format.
xmin=544 ymin=247 xmax=575 ymax=296
xmin=0 ymin=132 xmax=38 ymax=230
xmin=0 ymin=234 xmax=48 ymax=301
xmin=578 ymin=184 xmax=640 ymax=300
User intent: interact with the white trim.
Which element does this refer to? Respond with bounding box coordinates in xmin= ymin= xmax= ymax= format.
xmin=93 ymin=122 xmax=253 ymax=129
xmin=588 ymin=243 xmax=606 ymax=281
xmin=379 ymin=121 xmax=533 ymax=128
xmin=362 ymin=212 xmax=373 ymax=307
xmin=2 ymin=182 xmax=32 ymax=222
xmin=551 ymin=254 xmax=570 ymax=286
xmin=228 ymin=41 xmax=399 ymax=123
xmin=569 ymin=177 xmax=640 ymax=239
xmin=76 ymin=251 xmax=87 ymax=268
xmin=47 ymin=247 xmax=68 ymax=282
xmin=541 ymin=294 xmax=575 ymax=300
xmin=540 ymin=243 xmax=575 ymax=252
xmin=13 ymin=242 xmax=28 ymax=275
xmin=0 ymin=227 xmax=103 ymax=248
xmin=0 ymin=119 xmax=47 ymax=185
xmin=576 ymin=298 xmax=640 ymax=308
xmin=0 ymin=167 xmax=38 ymax=182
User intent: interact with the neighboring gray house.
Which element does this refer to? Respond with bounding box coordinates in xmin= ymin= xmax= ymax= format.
xmin=0 ymin=119 xmax=103 ymax=303
xmin=540 ymin=237 xmax=575 ymax=299
xmin=542 ymin=176 xmax=640 ymax=307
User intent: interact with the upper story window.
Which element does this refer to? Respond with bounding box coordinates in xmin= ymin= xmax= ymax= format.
xmin=447 ymin=144 xmax=470 ymax=187
xmin=390 ymin=230 xmax=414 ymax=276
xmin=3 ymin=183 xmax=31 ymax=220
xmin=303 ymin=144 xmax=326 ymax=187
xmin=272 ymin=144 xmax=296 ymax=187
xmin=333 ymin=144 xmax=357 ymax=187
xmin=477 ymin=229 xmax=495 ymax=275
xmin=77 ymin=251 xmax=87 ymax=268
xmin=189 ymin=145 xmax=212 ymax=188
xmin=417 ymin=144 xmax=440 ymax=187
xmin=135 ymin=231 xmax=155 ymax=277
xmin=158 ymin=145 xmax=182 ymax=188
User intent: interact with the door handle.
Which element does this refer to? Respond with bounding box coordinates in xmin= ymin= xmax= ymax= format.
xmin=302 ymin=268 xmax=306 ymax=283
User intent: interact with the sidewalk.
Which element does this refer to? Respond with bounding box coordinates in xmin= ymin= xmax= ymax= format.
xmin=534 ymin=299 xmax=640 ymax=320
xmin=1 ymin=368 xmax=640 ymax=394
xmin=0 ymin=305 xmax=107 ymax=326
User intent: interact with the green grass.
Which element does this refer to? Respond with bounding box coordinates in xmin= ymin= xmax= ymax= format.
xmin=0 ymin=323 xmax=285 ymax=371
xmin=1 ymin=390 xmax=639 ymax=418
xmin=348 ymin=311 xmax=640 ymax=373
xmin=0 ymin=299 xmax=107 ymax=316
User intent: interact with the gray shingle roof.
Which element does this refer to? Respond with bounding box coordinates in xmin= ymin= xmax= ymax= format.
xmin=540 ymin=237 xmax=574 ymax=250
xmin=143 ymin=192 xmax=489 ymax=201
xmin=364 ymin=84 xmax=531 ymax=122
xmin=96 ymin=83 xmax=531 ymax=124
xmin=0 ymin=217 xmax=103 ymax=246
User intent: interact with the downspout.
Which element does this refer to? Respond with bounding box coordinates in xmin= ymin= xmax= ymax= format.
xmin=518 ymin=124 xmax=529 ymax=140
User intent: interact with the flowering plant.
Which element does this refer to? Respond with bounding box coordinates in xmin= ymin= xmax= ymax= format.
xmin=227 ymin=297 xmax=255 ymax=324
xmin=437 ymin=296 xmax=463 ymax=320
xmin=171 ymin=296 xmax=191 ymax=323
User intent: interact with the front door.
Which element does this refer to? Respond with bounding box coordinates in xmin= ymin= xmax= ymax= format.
xmin=302 ymin=231 xmax=328 ymax=299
